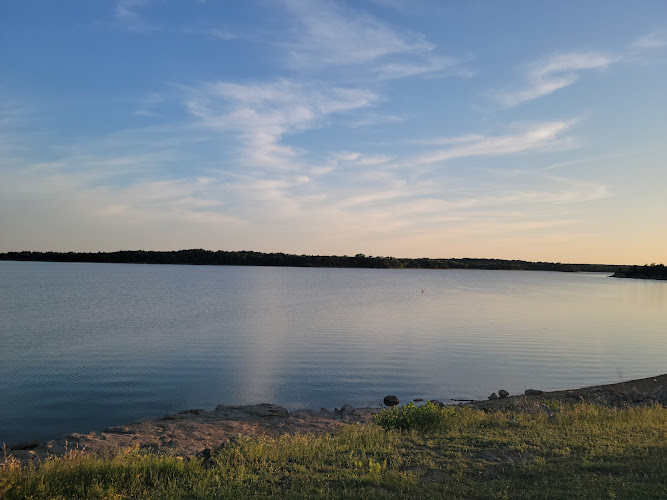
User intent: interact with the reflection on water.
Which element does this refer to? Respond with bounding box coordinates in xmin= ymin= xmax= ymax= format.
xmin=1 ymin=261 xmax=666 ymax=444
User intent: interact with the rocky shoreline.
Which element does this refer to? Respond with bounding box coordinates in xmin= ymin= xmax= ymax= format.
xmin=5 ymin=373 xmax=666 ymax=464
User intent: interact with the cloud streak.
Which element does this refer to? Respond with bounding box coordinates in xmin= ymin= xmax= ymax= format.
xmin=497 ymin=52 xmax=616 ymax=107
xmin=414 ymin=121 xmax=576 ymax=165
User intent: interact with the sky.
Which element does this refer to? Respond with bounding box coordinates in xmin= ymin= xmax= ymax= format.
xmin=1 ymin=1 xmax=666 ymax=264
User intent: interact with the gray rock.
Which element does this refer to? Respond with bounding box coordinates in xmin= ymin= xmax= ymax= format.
xmin=629 ymin=387 xmax=645 ymax=403
xmin=524 ymin=389 xmax=544 ymax=396
xmin=7 ymin=450 xmax=38 ymax=460
xmin=178 ymin=409 xmax=207 ymax=415
xmin=339 ymin=404 xmax=355 ymax=414
xmin=383 ymin=395 xmax=399 ymax=407
xmin=9 ymin=440 xmax=39 ymax=451
xmin=104 ymin=426 xmax=137 ymax=434
xmin=45 ymin=442 xmax=68 ymax=455
xmin=292 ymin=409 xmax=316 ymax=417
xmin=413 ymin=398 xmax=424 ymax=402
xmin=214 ymin=403 xmax=289 ymax=420
xmin=498 ymin=390 xmax=509 ymax=398
xmin=488 ymin=393 xmax=498 ymax=400
xmin=429 ymin=400 xmax=445 ymax=407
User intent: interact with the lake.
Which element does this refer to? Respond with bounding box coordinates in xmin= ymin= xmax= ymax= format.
xmin=1 ymin=261 xmax=666 ymax=444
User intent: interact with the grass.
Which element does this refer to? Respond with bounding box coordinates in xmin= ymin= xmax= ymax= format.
xmin=2 ymin=402 xmax=666 ymax=499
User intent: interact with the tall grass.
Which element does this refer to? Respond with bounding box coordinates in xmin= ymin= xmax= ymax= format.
xmin=2 ymin=403 xmax=666 ymax=499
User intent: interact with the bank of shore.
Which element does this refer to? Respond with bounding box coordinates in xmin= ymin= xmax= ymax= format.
xmin=5 ymin=373 xmax=666 ymax=464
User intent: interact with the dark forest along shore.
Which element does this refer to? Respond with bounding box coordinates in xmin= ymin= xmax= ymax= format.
xmin=0 ymin=249 xmax=623 ymax=272
xmin=2 ymin=261 xmax=666 ymax=446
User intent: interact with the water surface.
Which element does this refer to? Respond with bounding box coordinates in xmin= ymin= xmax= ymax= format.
xmin=1 ymin=261 xmax=665 ymax=444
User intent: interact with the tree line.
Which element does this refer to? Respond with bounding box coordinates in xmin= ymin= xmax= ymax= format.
xmin=612 ymin=263 xmax=667 ymax=280
xmin=0 ymin=249 xmax=625 ymax=273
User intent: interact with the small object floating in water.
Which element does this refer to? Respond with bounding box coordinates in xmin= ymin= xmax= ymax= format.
xmin=421 ymin=288 xmax=424 ymax=293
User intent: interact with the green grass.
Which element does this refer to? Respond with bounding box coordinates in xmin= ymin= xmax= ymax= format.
xmin=2 ymin=403 xmax=666 ymax=499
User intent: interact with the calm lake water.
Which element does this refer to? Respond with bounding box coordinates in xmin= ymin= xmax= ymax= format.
xmin=1 ymin=261 xmax=666 ymax=444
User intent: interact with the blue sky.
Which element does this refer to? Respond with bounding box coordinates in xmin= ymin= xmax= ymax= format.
xmin=1 ymin=1 xmax=666 ymax=264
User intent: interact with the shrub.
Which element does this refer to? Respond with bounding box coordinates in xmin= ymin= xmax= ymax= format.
xmin=373 ymin=402 xmax=457 ymax=431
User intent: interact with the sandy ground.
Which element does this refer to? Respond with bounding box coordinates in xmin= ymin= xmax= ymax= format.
xmin=5 ymin=374 xmax=666 ymax=464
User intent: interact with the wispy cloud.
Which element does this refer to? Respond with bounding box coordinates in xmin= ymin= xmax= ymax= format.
xmin=349 ymin=112 xmax=405 ymax=128
xmin=631 ymin=31 xmax=667 ymax=49
xmin=414 ymin=121 xmax=576 ymax=165
xmin=281 ymin=0 xmax=462 ymax=79
xmin=184 ymin=79 xmax=377 ymax=169
xmin=114 ymin=0 xmax=157 ymax=32
xmin=375 ymin=55 xmax=462 ymax=79
xmin=497 ymin=52 xmax=616 ymax=107
xmin=283 ymin=0 xmax=431 ymax=66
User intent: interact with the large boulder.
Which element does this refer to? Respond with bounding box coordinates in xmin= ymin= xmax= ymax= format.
xmin=498 ymin=389 xmax=509 ymax=398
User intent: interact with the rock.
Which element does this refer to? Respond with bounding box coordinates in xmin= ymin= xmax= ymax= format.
xmin=383 ymin=395 xmax=399 ymax=407
xmin=498 ymin=390 xmax=509 ymax=398
xmin=524 ymin=389 xmax=544 ymax=396
xmin=7 ymin=450 xmax=38 ymax=460
xmin=214 ymin=403 xmax=289 ymax=420
xmin=339 ymin=404 xmax=355 ymax=414
xmin=429 ymin=400 xmax=445 ymax=407
xmin=292 ymin=409 xmax=315 ymax=417
xmin=413 ymin=398 xmax=424 ymax=402
xmin=104 ymin=426 xmax=137 ymax=434
xmin=45 ymin=442 xmax=68 ymax=455
xmin=178 ymin=409 xmax=207 ymax=415
xmin=629 ymin=387 xmax=645 ymax=403
xmin=9 ymin=440 xmax=39 ymax=451
xmin=488 ymin=393 xmax=498 ymax=400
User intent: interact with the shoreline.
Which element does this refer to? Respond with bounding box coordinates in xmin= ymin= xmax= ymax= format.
xmin=5 ymin=373 xmax=666 ymax=463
